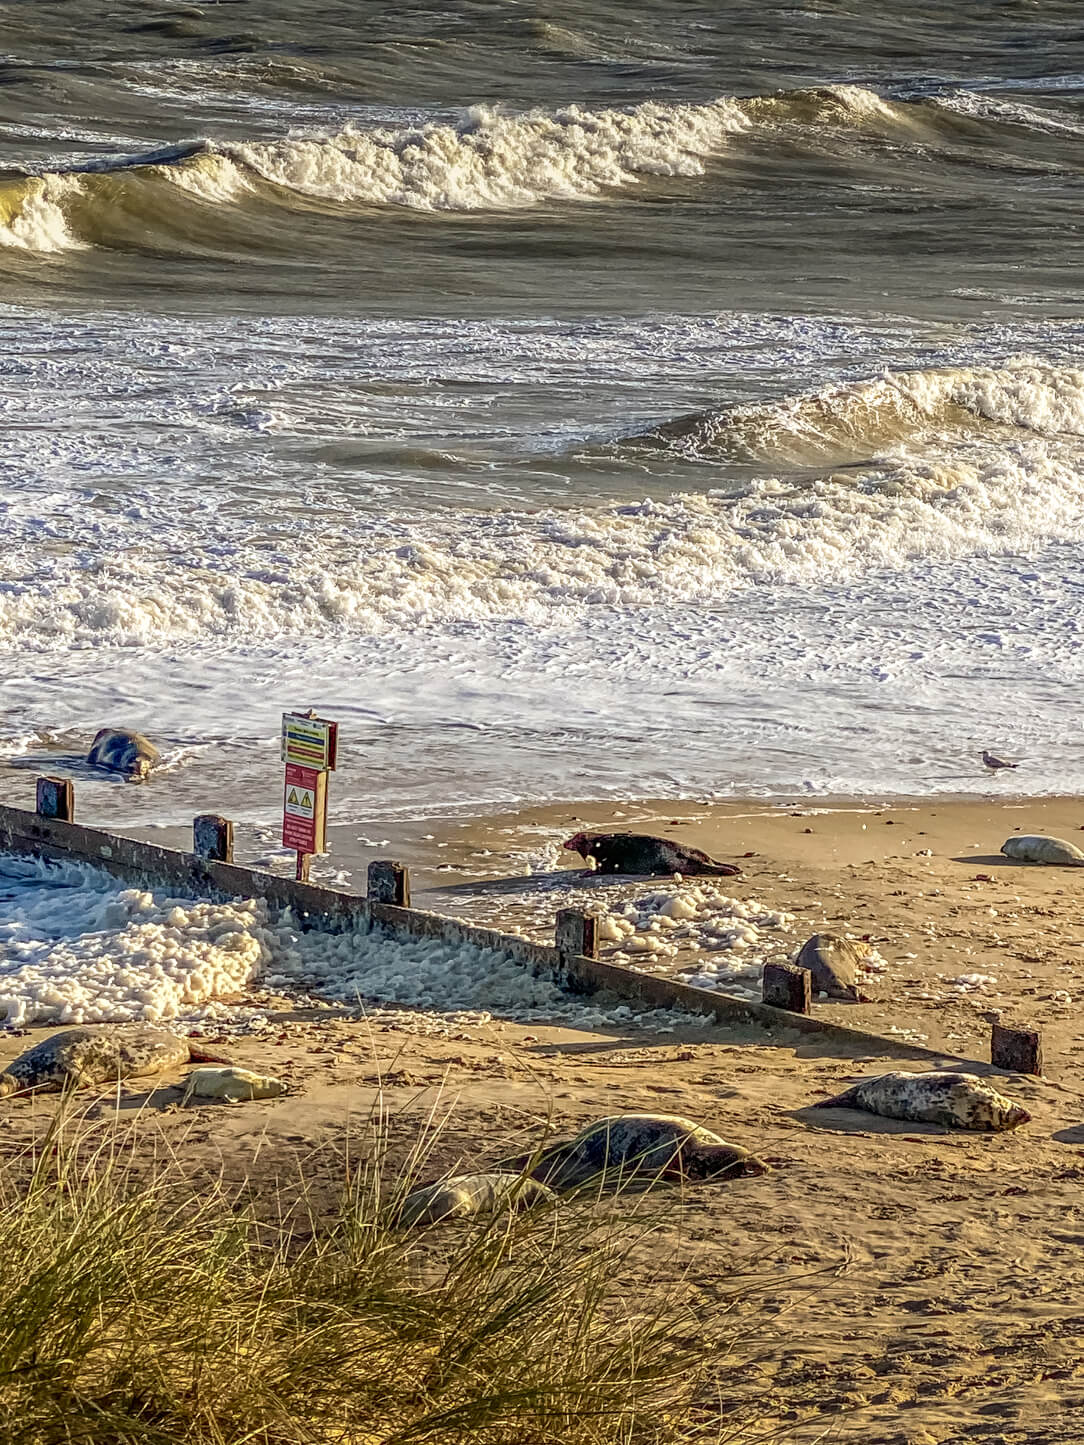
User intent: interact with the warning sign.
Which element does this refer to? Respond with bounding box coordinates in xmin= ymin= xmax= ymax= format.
xmin=281 ymin=713 xmax=338 ymax=772
xmin=282 ymin=762 xmax=326 ymax=856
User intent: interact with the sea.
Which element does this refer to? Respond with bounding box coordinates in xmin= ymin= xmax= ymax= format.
xmin=2 ymin=0 xmax=1083 ymax=834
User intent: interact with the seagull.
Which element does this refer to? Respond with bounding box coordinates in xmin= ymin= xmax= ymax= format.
xmin=982 ymin=750 xmax=1018 ymax=772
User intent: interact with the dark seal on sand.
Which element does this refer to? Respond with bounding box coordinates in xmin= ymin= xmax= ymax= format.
xmin=506 ymin=1113 xmax=768 ymax=1192
xmin=562 ymin=831 xmax=741 ymax=877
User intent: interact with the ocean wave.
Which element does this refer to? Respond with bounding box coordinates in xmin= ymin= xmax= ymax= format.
xmin=630 ymin=363 xmax=1084 ymax=464
xmin=0 ymin=81 xmax=1032 ymax=254
xmin=1 ymin=387 xmax=1082 ymax=647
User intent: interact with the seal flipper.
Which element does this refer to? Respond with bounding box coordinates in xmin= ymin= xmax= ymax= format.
xmin=810 ymin=1083 xmax=865 ymax=1110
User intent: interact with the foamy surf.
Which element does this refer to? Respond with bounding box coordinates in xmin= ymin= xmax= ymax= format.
xmin=1 ymin=362 xmax=1082 ymax=648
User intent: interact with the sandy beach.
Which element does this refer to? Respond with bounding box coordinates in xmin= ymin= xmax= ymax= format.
xmin=2 ymin=790 xmax=1083 ymax=1441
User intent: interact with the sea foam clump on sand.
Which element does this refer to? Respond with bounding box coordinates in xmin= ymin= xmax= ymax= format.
xmin=0 ymin=858 xmax=704 ymax=1032
xmin=596 ymin=882 xmax=794 ymax=999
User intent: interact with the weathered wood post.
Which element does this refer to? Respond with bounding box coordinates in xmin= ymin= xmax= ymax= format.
xmin=762 ymin=962 xmax=812 ymax=1014
xmin=36 ymin=776 xmax=74 ymax=823
xmin=555 ymin=908 xmax=600 ymax=961
xmin=193 ymin=814 xmax=234 ymax=863
xmin=991 ymin=1022 xmax=1043 ymax=1076
xmin=368 ymin=860 xmax=411 ymax=908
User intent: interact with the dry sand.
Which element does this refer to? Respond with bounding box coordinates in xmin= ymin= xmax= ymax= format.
xmin=3 ymin=792 xmax=1084 ymax=1441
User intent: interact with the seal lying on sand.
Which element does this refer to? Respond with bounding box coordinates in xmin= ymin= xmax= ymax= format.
xmin=506 ymin=1113 xmax=768 ymax=1192
xmin=181 ymin=1066 xmax=285 ymax=1105
xmin=0 ymin=1027 xmax=224 ymax=1098
xmin=87 ymin=728 xmax=160 ymax=781
xmin=794 ymin=932 xmax=872 ymax=1001
xmin=1001 ymin=834 xmax=1084 ymax=867
xmin=812 ymin=1070 xmax=1030 ymax=1132
xmin=397 ymin=1173 xmax=555 ymax=1228
xmin=561 ymin=832 xmax=741 ymax=878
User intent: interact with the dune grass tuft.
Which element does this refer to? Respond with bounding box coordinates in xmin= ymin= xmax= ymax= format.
xmin=0 ymin=1106 xmax=770 ymax=1445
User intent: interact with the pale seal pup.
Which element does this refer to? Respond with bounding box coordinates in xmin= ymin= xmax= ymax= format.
xmin=507 ymin=1113 xmax=769 ymax=1192
xmin=0 ymin=1026 xmax=202 ymax=1097
xmin=397 ymin=1173 xmax=555 ymax=1228
xmin=87 ymin=727 xmax=160 ymax=781
xmin=562 ymin=832 xmax=741 ymax=878
xmin=181 ymin=1066 xmax=285 ymax=1105
xmin=812 ymin=1070 xmax=1030 ymax=1131
xmin=794 ymin=932 xmax=872 ymax=1001
xmin=1001 ymin=834 xmax=1084 ymax=867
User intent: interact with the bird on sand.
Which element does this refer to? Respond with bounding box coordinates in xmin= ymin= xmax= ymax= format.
xmin=982 ymin=750 xmax=1018 ymax=772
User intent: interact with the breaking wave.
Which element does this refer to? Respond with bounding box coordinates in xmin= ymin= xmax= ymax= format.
xmin=0 ymin=82 xmax=1009 ymax=254
xmin=631 ymin=363 xmax=1084 ymax=465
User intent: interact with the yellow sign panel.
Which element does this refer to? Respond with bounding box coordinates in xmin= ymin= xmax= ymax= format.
xmin=281 ymin=712 xmax=338 ymax=771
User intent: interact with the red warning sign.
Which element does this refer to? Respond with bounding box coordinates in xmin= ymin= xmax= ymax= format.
xmin=282 ymin=763 xmax=326 ymax=856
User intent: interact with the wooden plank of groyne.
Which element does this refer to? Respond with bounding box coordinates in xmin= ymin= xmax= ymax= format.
xmin=0 ymin=800 xmax=973 ymax=1064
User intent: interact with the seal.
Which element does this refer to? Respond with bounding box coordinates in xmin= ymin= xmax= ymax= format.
xmin=1001 ymin=834 xmax=1084 ymax=867
xmin=561 ymin=832 xmax=741 ymax=878
xmin=181 ymin=1066 xmax=285 ymax=1105
xmin=87 ymin=727 xmax=160 ymax=781
xmin=506 ymin=1113 xmax=769 ymax=1192
xmin=397 ymin=1173 xmax=555 ymax=1228
xmin=812 ymin=1070 xmax=1030 ymax=1131
xmin=794 ymin=932 xmax=872 ymax=1001
xmin=0 ymin=1026 xmax=211 ymax=1098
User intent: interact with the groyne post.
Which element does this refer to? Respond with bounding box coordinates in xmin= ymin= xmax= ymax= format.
xmin=36 ymin=777 xmax=74 ymax=823
xmin=555 ymin=908 xmax=600 ymax=962
xmin=991 ymin=1022 xmax=1043 ymax=1076
xmin=762 ymin=962 xmax=812 ymax=1014
xmin=193 ymin=814 xmax=234 ymax=864
xmin=368 ymin=860 xmax=411 ymax=908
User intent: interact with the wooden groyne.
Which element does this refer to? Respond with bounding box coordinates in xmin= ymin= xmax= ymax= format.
xmin=0 ymin=790 xmax=983 ymax=1064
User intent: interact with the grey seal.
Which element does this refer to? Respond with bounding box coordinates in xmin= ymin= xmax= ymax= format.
xmin=87 ymin=728 xmax=160 ymax=781
xmin=812 ymin=1070 xmax=1029 ymax=1131
xmin=561 ymin=832 xmax=741 ymax=878
xmin=0 ymin=1027 xmax=224 ymax=1098
xmin=793 ymin=932 xmax=872 ymax=1001
xmin=1001 ymin=834 xmax=1084 ymax=867
xmin=506 ymin=1113 xmax=768 ymax=1192
xmin=397 ymin=1172 xmax=555 ymax=1227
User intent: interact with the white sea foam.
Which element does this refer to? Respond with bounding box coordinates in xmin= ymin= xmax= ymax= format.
xmin=0 ymin=176 xmax=85 ymax=253
xmin=0 ymin=858 xmax=704 ymax=1031
xmin=226 ymin=96 xmax=751 ymax=209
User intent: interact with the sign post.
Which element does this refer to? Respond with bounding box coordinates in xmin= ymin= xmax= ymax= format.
xmin=281 ymin=711 xmax=338 ymax=881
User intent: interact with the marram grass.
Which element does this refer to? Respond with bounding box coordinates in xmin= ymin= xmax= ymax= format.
xmin=0 ymin=1104 xmax=774 ymax=1445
